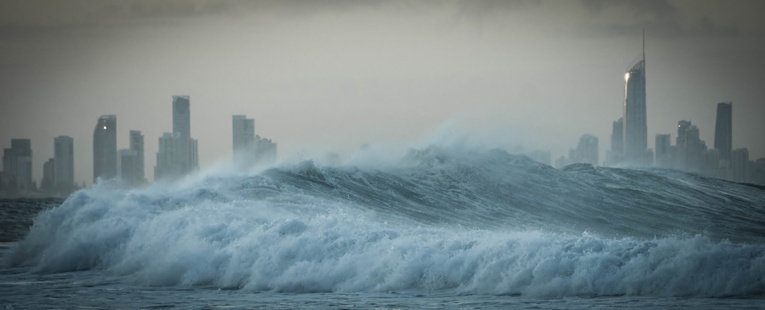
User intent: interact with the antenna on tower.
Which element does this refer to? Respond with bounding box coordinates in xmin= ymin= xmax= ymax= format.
xmin=642 ymin=28 xmax=645 ymax=63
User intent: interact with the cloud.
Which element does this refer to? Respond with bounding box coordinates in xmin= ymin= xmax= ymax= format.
xmin=89 ymin=0 xmax=394 ymax=22
xmin=581 ymin=0 xmax=676 ymax=18
xmin=0 ymin=0 xmax=391 ymax=43
xmin=591 ymin=16 xmax=738 ymax=38
xmin=579 ymin=0 xmax=739 ymax=38
xmin=0 ymin=0 xmax=390 ymax=30
xmin=455 ymin=0 xmax=540 ymax=18
xmin=0 ymin=0 xmax=225 ymax=41
xmin=94 ymin=0 xmax=231 ymax=20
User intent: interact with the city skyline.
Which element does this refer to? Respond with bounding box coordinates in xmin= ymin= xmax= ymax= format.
xmin=2 ymin=93 xmax=761 ymax=189
xmin=1 ymin=0 xmax=765 ymax=185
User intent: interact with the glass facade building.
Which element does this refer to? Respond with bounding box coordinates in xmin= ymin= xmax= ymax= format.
xmin=93 ymin=115 xmax=117 ymax=182
xmin=623 ymin=57 xmax=647 ymax=165
xmin=54 ymin=135 xmax=74 ymax=192
xmin=714 ymin=102 xmax=733 ymax=162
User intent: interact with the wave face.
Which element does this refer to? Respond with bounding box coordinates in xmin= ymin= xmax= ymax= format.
xmin=4 ymin=146 xmax=765 ymax=297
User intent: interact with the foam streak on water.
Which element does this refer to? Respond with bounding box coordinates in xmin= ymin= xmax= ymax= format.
xmin=3 ymin=146 xmax=765 ymax=298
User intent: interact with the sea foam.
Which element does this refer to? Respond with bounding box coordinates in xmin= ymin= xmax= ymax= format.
xmin=5 ymin=146 xmax=765 ymax=297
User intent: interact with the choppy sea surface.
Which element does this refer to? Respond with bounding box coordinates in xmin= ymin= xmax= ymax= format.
xmin=2 ymin=146 xmax=765 ymax=309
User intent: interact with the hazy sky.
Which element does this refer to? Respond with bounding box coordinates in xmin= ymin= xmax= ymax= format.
xmin=1 ymin=0 xmax=764 ymax=184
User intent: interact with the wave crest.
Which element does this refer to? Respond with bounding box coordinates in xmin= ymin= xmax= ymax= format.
xmin=4 ymin=146 xmax=765 ymax=297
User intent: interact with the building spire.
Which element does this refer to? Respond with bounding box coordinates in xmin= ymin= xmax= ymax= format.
xmin=642 ymin=28 xmax=645 ymax=63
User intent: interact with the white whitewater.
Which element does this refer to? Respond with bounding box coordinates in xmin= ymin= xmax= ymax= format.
xmin=4 ymin=145 xmax=765 ymax=297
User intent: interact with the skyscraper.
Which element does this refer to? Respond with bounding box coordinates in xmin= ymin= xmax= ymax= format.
xmin=607 ymin=117 xmax=624 ymax=166
xmin=232 ymin=115 xmax=255 ymax=167
xmin=731 ymin=148 xmax=749 ymax=182
xmin=232 ymin=115 xmax=255 ymax=152
xmin=655 ymin=134 xmax=671 ymax=168
xmin=155 ymin=133 xmax=180 ymax=180
xmin=155 ymin=97 xmax=198 ymax=180
xmin=173 ymin=96 xmax=191 ymax=139
xmin=41 ymin=158 xmax=55 ymax=194
xmin=623 ymin=31 xmax=648 ymax=165
xmin=676 ymin=120 xmax=707 ymax=172
xmin=54 ymin=136 xmax=74 ymax=194
xmin=93 ymin=115 xmax=117 ymax=182
xmin=119 ymin=149 xmax=139 ymax=185
xmin=714 ymin=102 xmax=733 ymax=162
xmin=231 ymin=114 xmax=278 ymax=168
xmin=254 ymin=135 xmax=277 ymax=165
xmin=570 ymin=134 xmax=599 ymax=165
xmin=129 ymin=130 xmax=145 ymax=183
xmin=2 ymin=139 xmax=34 ymax=193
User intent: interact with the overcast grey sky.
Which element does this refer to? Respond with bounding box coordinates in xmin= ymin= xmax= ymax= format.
xmin=1 ymin=0 xmax=764 ymax=184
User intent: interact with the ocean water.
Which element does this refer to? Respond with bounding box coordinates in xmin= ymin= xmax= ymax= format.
xmin=1 ymin=146 xmax=764 ymax=309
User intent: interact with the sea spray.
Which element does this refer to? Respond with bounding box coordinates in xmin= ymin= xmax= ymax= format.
xmin=5 ymin=146 xmax=765 ymax=297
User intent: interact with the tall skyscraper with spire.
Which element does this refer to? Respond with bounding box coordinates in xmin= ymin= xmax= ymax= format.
xmin=623 ymin=30 xmax=648 ymax=165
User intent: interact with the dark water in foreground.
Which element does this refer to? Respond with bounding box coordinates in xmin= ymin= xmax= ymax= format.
xmin=2 ymin=260 xmax=763 ymax=310
xmin=2 ymin=147 xmax=765 ymax=308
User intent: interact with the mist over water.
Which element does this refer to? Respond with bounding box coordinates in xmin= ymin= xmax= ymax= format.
xmin=3 ymin=144 xmax=765 ymax=298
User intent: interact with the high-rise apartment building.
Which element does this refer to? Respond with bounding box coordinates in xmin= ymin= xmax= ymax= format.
xmin=155 ymin=133 xmax=179 ymax=179
xmin=623 ymin=32 xmax=648 ymax=165
xmin=654 ymin=134 xmax=672 ymax=168
xmin=570 ymin=134 xmax=599 ymax=165
xmin=155 ymin=97 xmax=198 ymax=180
xmin=254 ymin=135 xmax=277 ymax=165
xmin=41 ymin=158 xmax=55 ymax=194
xmin=2 ymin=139 xmax=34 ymax=193
xmin=129 ymin=130 xmax=145 ymax=183
xmin=607 ymin=117 xmax=624 ymax=166
xmin=731 ymin=148 xmax=749 ymax=183
xmin=231 ymin=115 xmax=277 ymax=168
xmin=119 ymin=149 xmax=140 ymax=185
xmin=232 ymin=115 xmax=255 ymax=166
xmin=173 ymin=96 xmax=191 ymax=139
xmin=93 ymin=115 xmax=117 ymax=182
xmin=676 ymin=120 xmax=708 ymax=172
xmin=714 ymin=102 xmax=733 ymax=162
xmin=232 ymin=115 xmax=255 ymax=153
xmin=54 ymin=136 xmax=74 ymax=193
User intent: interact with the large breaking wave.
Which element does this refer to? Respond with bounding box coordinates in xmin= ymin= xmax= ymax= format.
xmin=4 ymin=146 xmax=765 ymax=297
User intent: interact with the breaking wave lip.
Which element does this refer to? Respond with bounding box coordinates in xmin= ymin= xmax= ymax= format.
xmin=3 ymin=145 xmax=765 ymax=297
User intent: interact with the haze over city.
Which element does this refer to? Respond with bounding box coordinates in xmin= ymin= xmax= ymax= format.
xmin=2 ymin=0 xmax=764 ymax=185
xmin=4 ymin=2 xmax=765 ymax=308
